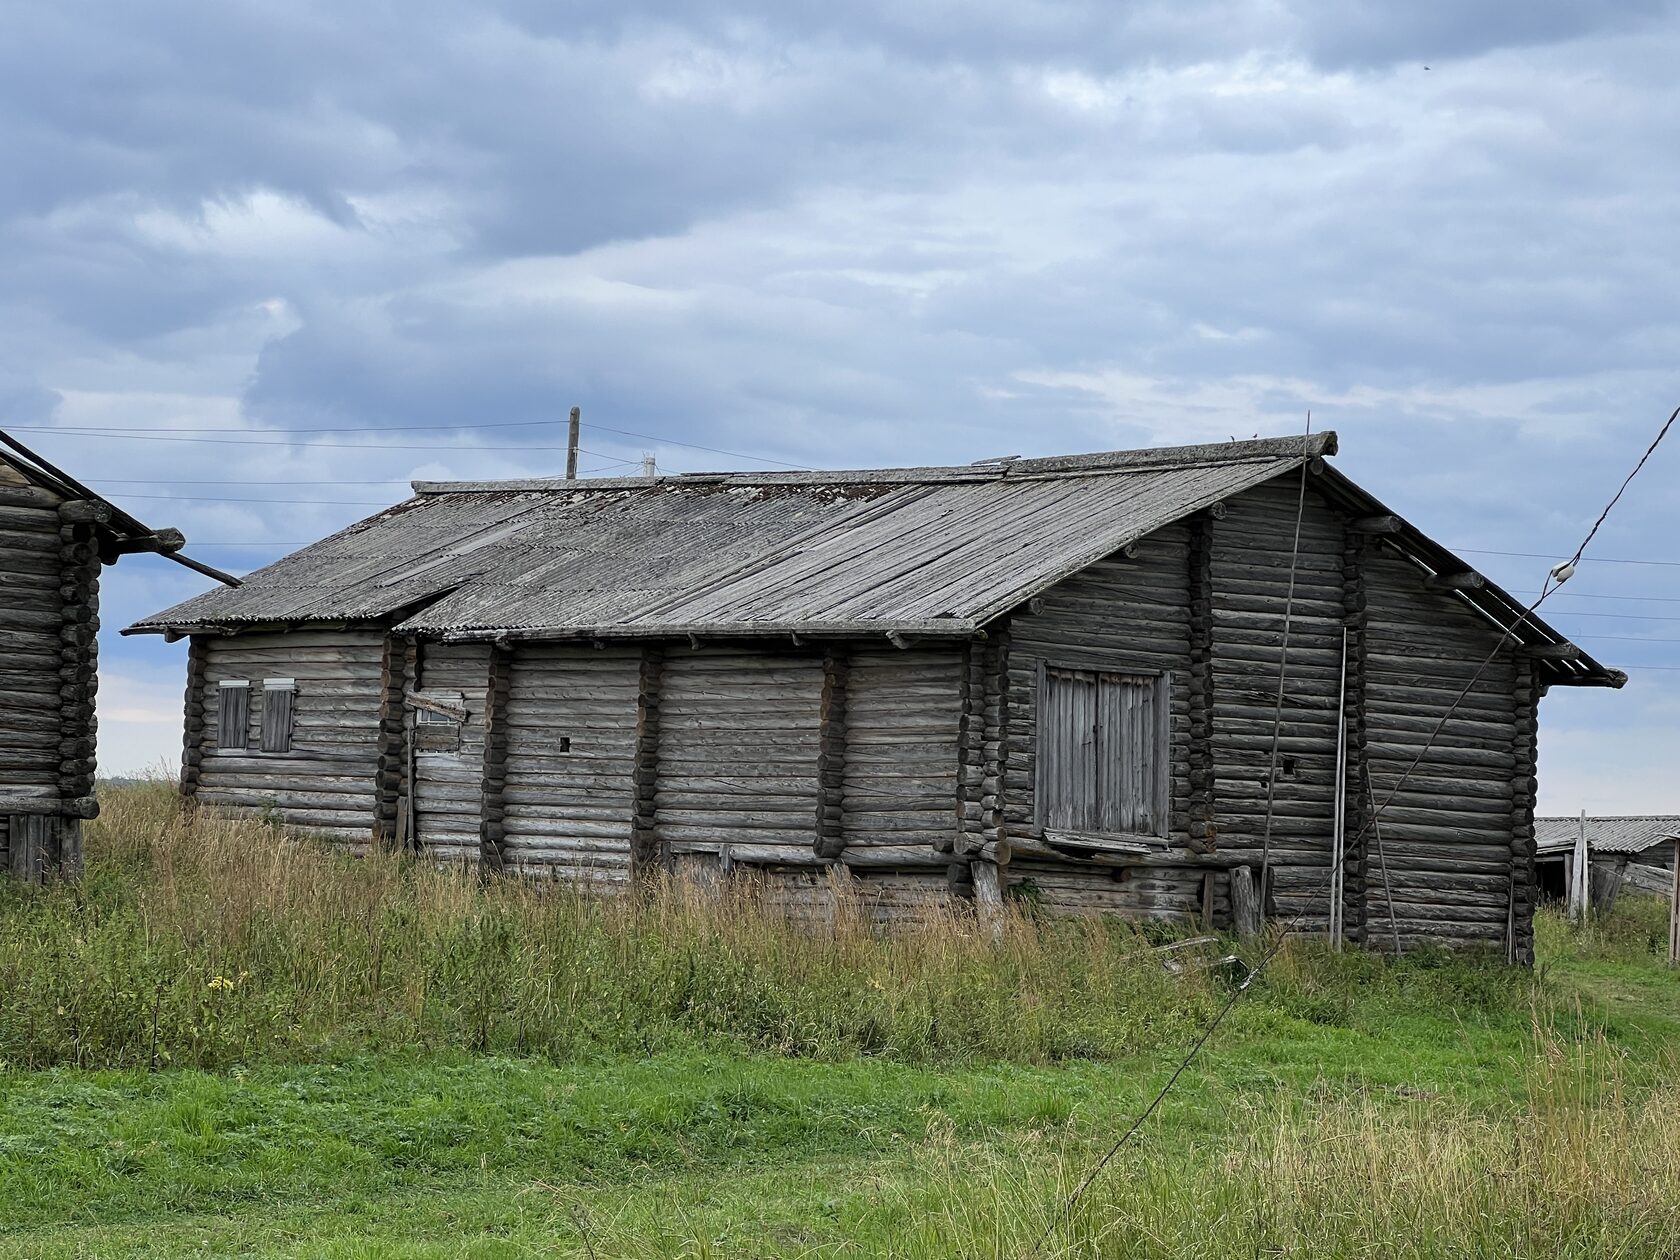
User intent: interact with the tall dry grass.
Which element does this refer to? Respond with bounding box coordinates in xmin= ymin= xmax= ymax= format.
xmin=884 ymin=1025 xmax=1680 ymax=1258
xmin=0 ymin=784 xmax=1219 ymax=1069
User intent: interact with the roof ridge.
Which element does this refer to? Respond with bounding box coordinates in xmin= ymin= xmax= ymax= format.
xmin=412 ymin=432 xmax=1337 ymax=495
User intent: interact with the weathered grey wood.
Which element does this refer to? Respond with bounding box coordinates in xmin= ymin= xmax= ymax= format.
xmin=1424 ymin=570 xmax=1486 ymax=591
xmin=1516 ymin=642 xmax=1582 ymax=661
xmin=1229 ymin=866 xmax=1256 ymax=940
xmin=631 ymin=645 xmax=665 ymax=882
xmin=259 ymin=683 xmax=295 ymax=753
xmin=972 ymin=860 xmax=1005 ymax=939
xmin=479 ymin=647 xmax=512 ymax=875
xmin=815 ymin=647 xmax=849 ymax=859
xmin=216 ymin=683 xmax=250 ymax=750
xmin=1349 ymin=515 xmax=1402 ymax=534
xmin=1187 ymin=510 xmax=1217 ymax=851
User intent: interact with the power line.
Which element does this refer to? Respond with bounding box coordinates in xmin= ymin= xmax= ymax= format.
xmin=585 ymin=422 xmax=810 ymax=470
xmin=89 ymin=479 xmax=412 ymax=486
xmin=1542 ymin=610 xmax=1680 ymax=624
xmin=22 ymin=431 xmax=579 ymax=452
xmin=1457 ymin=547 xmax=1680 ymax=569
xmin=11 ymin=420 xmax=813 ymax=470
xmin=7 ymin=419 xmax=556 ymax=435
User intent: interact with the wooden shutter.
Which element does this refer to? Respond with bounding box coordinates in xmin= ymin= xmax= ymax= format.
xmin=260 ymin=679 xmax=295 ymax=753
xmin=1038 ymin=666 xmax=1099 ymax=832
xmin=1039 ymin=666 xmax=1170 ymax=839
xmin=1095 ymin=672 xmax=1165 ymax=836
xmin=216 ymin=681 xmax=250 ymax=750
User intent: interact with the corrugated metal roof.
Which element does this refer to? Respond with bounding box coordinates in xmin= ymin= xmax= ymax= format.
xmin=120 ymin=431 xmax=1622 ymax=687
xmin=1535 ymin=816 xmax=1680 ymax=855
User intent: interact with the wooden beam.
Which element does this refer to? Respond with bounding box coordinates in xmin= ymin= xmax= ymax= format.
xmin=102 ymin=527 xmax=187 ymax=559
xmin=1348 ymin=514 xmax=1402 ymax=535
xmin=372 ymin=634 xmax=407 ymax=852
xmin=478 ymin=646 xmax=513 ymax=876
xmin=953 ymin=639 xmax=987 ymax=858
xmin=1425 ymin=570 xmax=1485 ymax=591
xmin=1669 ymin=838 xmax=1679 ymax=968
xmin=1518 ymin=642 xmax=1583 ymax=661
xmin=814 ymin=647 xmax=848 ymax=860
xmin=630 ymin=644 xmax=665 ymax=884
xmin=1187 ymin=510 xmax=1217 ymax=853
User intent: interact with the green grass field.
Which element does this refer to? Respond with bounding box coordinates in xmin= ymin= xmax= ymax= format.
xmin=1 ymin=785 xmax=1677 ymax=1257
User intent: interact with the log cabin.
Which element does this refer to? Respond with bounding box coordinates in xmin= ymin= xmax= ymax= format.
xmin=127 ymin=432 xmax=1625 ymax=960
xmin=0 ymin=429 xmax=236 ymax=880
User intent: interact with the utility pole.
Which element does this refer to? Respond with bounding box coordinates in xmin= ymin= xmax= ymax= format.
xmin=1669 ymin=836 xmax=1678 ymax=966
xmin=641 ymin=452 xmax=657 ymax=478
xmin=565 ymin=406 xmax=581 ymax=480
xmin=1569 ymin=809 xmax=1588 ymax=922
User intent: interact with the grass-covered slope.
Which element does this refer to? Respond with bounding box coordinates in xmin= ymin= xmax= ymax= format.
xmin=1 ymin=785 xmax=1677 ymax=1256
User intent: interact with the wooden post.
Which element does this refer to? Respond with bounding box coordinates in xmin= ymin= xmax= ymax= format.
xmin=478 ymin=645 xmax=513 ymax=876
xmin=46 ymin=502 xmax=103 ymax=881
xmin=1669 ymin=837 xmax=1679 ymax=967
xmin=565 ymin=406 xmax=581 ymax=481
xmin=972 ymin=859 xmax=1005 ymax=941
xmin=630 ymin=644 xmax=664 ymax=884
xmin=1508 ymin=655 xmax=1542 ymax=965
xmin=1186 ymin=510 xmax=1217 ymax=854
xmin=1341 ymin=526 xmax=1371 ymax=945
xmin=982 ymin=628 xmax=1011 ymax=856
xmin=814 ymin=647 xmax=848 ymax=860
xmin=1569 ymin=809 xmax=1588 ymax=923
xmin=1230 ymin=864 xmax=1261 ymax=941
xmin=372 ymin=633 xmax=407 ymax=851
xmin=1328 ymin=625 xmax=1348 ymax=949
xmin=953 ymin=639 xmax=987 ymax=857
xmin=180 ymin=635 xmax=209 ymax=808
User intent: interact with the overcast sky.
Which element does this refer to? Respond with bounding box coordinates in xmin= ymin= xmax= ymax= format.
xmin=4 ymin=2 xmax=1677 ymax=811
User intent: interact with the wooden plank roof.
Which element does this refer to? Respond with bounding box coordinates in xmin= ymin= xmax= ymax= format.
xmin=122 ymin=431 xmax=1623 ymax=687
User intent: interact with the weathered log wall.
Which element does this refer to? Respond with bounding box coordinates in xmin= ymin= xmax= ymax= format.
xmin=1362 ymin=545 xmax=1518 ymax=951
xmin=501 ymin=644 xmax=640 ymax=883
xmin=0 ymin=481 xmax=74 ymax=794
xmin=0 ymin=476 xmax=107 ymax=879
xmin=842 ymin=648 xmax=961 ymax=851
xmin=655 ymin=647 xmax=824 ymax=859
xmin=1207 ymin=477 xmax=1346 ymax=929
xmin=1001 ymin=524 xmax=1195 ymax=916
xmin=190 ymin=629 xmax=386 ymax=837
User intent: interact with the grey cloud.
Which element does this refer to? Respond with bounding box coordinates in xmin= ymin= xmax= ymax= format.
xmin=1286 ymin=0 xmax=1675 ymax=69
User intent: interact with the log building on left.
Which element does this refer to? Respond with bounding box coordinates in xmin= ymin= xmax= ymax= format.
xmin=0 ymin=429 xmax=237 ymax=881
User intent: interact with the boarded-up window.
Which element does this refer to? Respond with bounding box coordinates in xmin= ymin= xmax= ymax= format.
xmin=216 ymin=681 xmax=250 ymax=750
xmin=1036 ymin=666 xmax=1169 ymax=837
xmin=409 ymin=690 xmax=466 ymax=753
xmin=260 ymin=679 xmax=296 ymax=753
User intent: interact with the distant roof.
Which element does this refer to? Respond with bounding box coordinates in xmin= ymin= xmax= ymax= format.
xmin=123 ymin=431 xmax=1620 ymax=686
xmin=0 ymin=429 xmax=240 ymax=587
xmin=1535 ymin=816 xmax=1680 ymax=855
